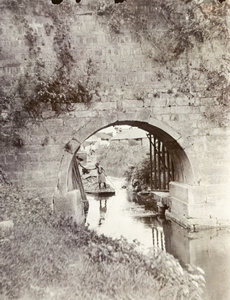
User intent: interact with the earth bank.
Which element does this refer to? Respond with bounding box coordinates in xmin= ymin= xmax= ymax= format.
xmin=0 ymin=171 xmax=205 ymax=300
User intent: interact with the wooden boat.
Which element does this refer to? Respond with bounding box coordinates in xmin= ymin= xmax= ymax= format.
xmin=138 ymin=191 xmax=151 ymax=196
xmin=85 ymin=185 xmax=115 ymax=196
xmin=82 ymin=175 xmax=115 ymax=197
xmin=86 ymin=189 xmax=115 ymax=197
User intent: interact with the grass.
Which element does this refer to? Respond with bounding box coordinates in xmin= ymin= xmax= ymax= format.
xmin=0 ymin=173 xmax=205 ymax=300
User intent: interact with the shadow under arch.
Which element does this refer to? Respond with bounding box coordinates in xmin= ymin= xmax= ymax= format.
xmin=70 ymin=120 xmax=194 ymax=189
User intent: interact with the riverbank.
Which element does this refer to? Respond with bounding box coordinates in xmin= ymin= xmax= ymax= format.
xmin=0 ymin=174 xmax=205 ymax=300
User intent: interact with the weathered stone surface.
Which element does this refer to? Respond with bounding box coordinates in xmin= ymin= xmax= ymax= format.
xmin=0 ymin=0 xmax=230 ymax=227
xmin=53 ymin=189 xmax=85 ymax=224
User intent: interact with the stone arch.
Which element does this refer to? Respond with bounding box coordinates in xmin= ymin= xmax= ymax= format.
xmin=57 ymin=116 xmax=194 ymax=194
xmin=53 ymin=113 xmax=202 ymax=227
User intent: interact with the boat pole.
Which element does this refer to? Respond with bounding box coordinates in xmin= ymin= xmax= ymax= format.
xmin=73 ymin=158 xmax=87 ymax=201
xmin=72 ymin=158 xmax=89 ymax=214
xmin=104 ymin=173 xmax=117 ymax=191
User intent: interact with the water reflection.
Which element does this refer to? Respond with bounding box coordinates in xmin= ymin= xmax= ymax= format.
xmin=86 ymin=178 xmax=230 ymax=300
xmin=99 ymin=199 xmax=107 ymax=226
xmin=127 ymin=190 xmax=159 ymax=211
xmin=164 ymin=221 xmax=230 ymax=300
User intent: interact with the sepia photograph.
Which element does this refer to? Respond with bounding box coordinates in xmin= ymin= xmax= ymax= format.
xmin=0 ymin=0 xmax=230 ymax=299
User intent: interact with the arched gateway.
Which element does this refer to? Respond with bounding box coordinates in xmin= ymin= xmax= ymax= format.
xmin=1 ymin=0 xmax=230 ymax=230
xmin=1 ymin=101 xmax=230 ymax=229
xmin=51 ymin=110 xmax=230 ymax=230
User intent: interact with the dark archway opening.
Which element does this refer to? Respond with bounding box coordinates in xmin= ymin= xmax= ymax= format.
xmin=70 ymin=120 xmax=193 ymax=196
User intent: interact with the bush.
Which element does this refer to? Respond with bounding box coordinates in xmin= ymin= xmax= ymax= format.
xmin=127 ymin=155 xmax=151 ymax=185
xmin=95 ymin=142 xmax=149 ymax=177
xmin=0 ymin=175 xmax=205 ymax=300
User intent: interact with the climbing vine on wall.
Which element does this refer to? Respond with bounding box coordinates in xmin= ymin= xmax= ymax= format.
xmin=0 ymin=0 xmax=230 ymax=139
xmin=96 ymin=0 xmax=230 ymax=127
xmin=96 ymin=0 xmax=229 ymax=63
xmin=22 ymin=58 xmax=99 ymax=118
xmin=1 ymin=0 xmax=101 ymax=122
xmin=0 ymin=0 xmax=103 ymax=147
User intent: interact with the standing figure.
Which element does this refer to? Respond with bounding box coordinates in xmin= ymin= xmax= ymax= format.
xmin=95 ymin=162 xmax=106 ymax=190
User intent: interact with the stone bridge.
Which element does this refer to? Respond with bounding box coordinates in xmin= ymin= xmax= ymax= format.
xmin=0 ymin=0 xmax=230 ymax=229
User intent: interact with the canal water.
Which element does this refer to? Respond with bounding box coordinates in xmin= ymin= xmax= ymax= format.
xmin=86 ymin=177 xmax=230 ymax=300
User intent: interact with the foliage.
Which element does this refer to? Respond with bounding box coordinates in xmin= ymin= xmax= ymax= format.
xmin=93 ymin=138 xmax=154 ymax=186
xmin=96 ymin=0 xmax=229 ymax=62
xmin=0 ymin=172 xmax=205 ymax=300
xmin=0 ymin=87 xmax=27 ymax=146
xmin=96 ymin=0 xmax=230 ymax=127
xmin=0 ymin=180 xmax=53 ymax=226
xmin=1 ymin=0 xmax=229 ymax=133
xmin=94 ymin=141 xmax=149 ymax=177
xmin=23 ymin=58 xmax=98 ymax=118
xmin=125 ymin=155 xmax=151 ymax=186
xmin=18 ymin=14 xmax=99 ymax=118
xmin=0 ymin=0 xmax=101 ymax=132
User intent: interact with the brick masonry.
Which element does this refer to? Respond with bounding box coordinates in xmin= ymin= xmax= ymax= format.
xmin=0 ymin=0 xmax=230 ymax=227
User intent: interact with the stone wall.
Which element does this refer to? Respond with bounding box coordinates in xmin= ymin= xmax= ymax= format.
xmin=0 ymin=0 xmax=230 ymax=227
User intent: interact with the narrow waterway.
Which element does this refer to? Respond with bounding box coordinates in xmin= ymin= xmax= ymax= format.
xmin=86 ymin=177 xmax=230 ymax=300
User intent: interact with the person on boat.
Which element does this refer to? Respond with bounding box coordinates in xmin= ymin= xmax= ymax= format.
xmin=95 ymin=162 xmax=106 ymax=190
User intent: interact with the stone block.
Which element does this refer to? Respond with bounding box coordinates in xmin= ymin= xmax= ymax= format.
xmin=170 ymin=196 xmax=189 ymax=217
xmin=203 ymin=174 xmax=229 ymax=185
xmin=170 ymin=106 xmax=199 ymax=114
xmin=211 ymin=198 xmax=230 ymax=220
xmin=175 ymin=97 xmax=189 ymax=106
xmin=143 ymin=98 xmax=152 ymax=107
xmin=187 ymin=114 xmax=204 ymax=121
xmin=90 ymin=102 xmax=117 ymax=110
xmin=69 ymin=103 xmax=89 ymax=111
xmin=186 ymin=217 xmax=217 ymax=229
xmin=187 ymin=185 xmax=208 ymax=204
xmin=53 ymin=189 xmax=85 ymax=224
xmin=116 ymin=111 xmax=136 ymax=121
xmin=134 ymin=108 xmax=151 ymax=122
xmin=74 ymin=110 xmax=97 ymax=118
xmin=153 ymin=97 xmax=168 ymax=107
xmin=165 ymin=209 xmax=218 ymax=230
xmin=161 ymin=114 xmax=170 ymax=122
xmin=165 ymin=210 xmax=190 ymax=229
xmin=169 ymin=182 xmax=189 ymax=204
xmin=152 ymin=106 xmax=171 ymax=115
xmin=122 ymin=100 xmax=144 ymax=109
xmin=168 ymin=182 xmax=216 ymax=220
xmin=188 ymin=202 xmax=216 ymax=219
xmin=62 ymin=139 xmax=81 ymax=155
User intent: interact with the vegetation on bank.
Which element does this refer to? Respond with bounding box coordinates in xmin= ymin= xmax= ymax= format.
xmin=0 ymin=170 xmax=205 ymax=300
xmin=94 ymin=141 xmax=149 ymax=178
xmin=94 ymin=141 xmax=152 ymax=190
